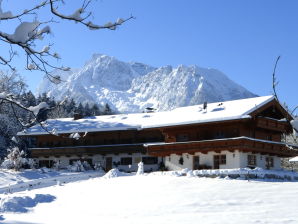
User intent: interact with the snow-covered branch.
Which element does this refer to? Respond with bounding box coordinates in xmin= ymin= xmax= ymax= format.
xmin=0 ymin=0 xmax=133 ymax=83
xmin=49 ymin=0 xmax=134 ymax=31
xmin=0 ymin=0 xmax=53 ymax=21
xmin=0 ymin=0 xmax=132 ymax=139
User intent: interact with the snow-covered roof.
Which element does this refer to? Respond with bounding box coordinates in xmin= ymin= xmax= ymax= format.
xmin=289 ymin=156 xmax=298 ymax=162
xmin=18 ymin=95 xmax=275 ymax=136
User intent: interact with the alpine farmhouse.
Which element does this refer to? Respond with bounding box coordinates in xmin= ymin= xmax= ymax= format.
xmin=18 ymin=96 xmax=298 ymax=172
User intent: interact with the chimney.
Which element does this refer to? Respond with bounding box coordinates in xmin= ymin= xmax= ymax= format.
xmin=74 ymin=113 xmax=83 ymax=120
xmin=203 ymin=101 xmax=207 ymax=110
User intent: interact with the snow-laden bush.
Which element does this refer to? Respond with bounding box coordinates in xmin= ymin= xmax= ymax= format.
xmin=103 ymin=168 xmax=129 ymax=178
xmin=82 ymin=161 xmax=92 ymax=170
xmin=136 ymin=162 xmax=144 ymax=175
xmin=1 ymin=147 xmax=35 ymax=171
xmin=67 ymin=160 xmax=92 ymax=172
xmin=94 ymin=162 xmax=104 ymax=172
xmin=53 ymin=160 xmax=61 ymax=171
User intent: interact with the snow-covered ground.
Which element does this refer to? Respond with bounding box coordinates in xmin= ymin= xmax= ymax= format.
xmin=1 ymin=169 xmax=298 ymax=224
xmin=0 ymin=169 xmax=102 ymax=194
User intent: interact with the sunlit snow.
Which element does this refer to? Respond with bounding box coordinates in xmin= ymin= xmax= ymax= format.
xmin=1 ymin=172 xmax=298 ymax=224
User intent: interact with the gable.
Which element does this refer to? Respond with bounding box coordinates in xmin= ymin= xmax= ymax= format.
xmin=249 ymin=98 xmax=293 ymax=120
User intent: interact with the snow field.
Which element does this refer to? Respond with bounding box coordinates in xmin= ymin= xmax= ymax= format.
xmin=1 ymin=174 xmax=298 ymax=224
xmin=0 ymin=169 xmax=103 ymax=194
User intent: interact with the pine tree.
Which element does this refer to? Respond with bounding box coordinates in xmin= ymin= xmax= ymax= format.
xmin=91 ymin=104 xmax=101 ymax=116
xmin=66 ymin=98 xmax=77 ymax=115
xmin=103 ymin=103 xmax=112 ymax=115
xmin=84 ymin=103 xmax=92 ymax=117
xmin=22 ymin=91 xmax=37 ymax=107
xmin=76 ymin=103 xmax=84 ymax=116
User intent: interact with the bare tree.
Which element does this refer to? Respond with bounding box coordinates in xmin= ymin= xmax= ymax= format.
xmin=272 ymin=56 xmax=298 ymax=142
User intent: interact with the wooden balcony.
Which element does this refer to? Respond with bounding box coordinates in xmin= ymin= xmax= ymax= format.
xmin=29 ymin=143 xmax=146 ymax=157
xmin=255 ymin=117 xmax=291 ymax=133
xmin=145 ymin=137 xmax=298 ymax=157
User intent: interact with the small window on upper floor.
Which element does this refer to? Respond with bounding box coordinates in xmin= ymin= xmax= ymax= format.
xmin=28 ymin=137 xmax=37 ymax=147
xmin=232 ymin=128 xmax=239 ymax=137
xmin=214 ymin=130 xmax=225 ymax=139
xmin=176 ymin=133 xmax=189 ymax=142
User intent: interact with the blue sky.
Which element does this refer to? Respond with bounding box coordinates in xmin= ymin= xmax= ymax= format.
xmin=1 ymin=0 xmax=298 ymax=111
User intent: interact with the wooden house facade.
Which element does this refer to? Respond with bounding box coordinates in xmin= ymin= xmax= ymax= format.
xmin=18 ymin=96 xmax=298 ymax=172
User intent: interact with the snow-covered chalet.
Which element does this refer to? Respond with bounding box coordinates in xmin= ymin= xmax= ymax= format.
xmin=18 ymin=96 xmax=298 ymax=171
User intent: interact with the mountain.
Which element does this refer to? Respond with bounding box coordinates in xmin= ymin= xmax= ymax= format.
xmin=36 ymin=54 xmax=257 ymax=113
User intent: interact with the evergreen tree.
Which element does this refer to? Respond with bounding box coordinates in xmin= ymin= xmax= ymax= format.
xmin=22 ymin=91 xmax=36 ymax=107
xmin=91 ymin=104 xmax=101 ymax=116
xmin=84 ymin=103 xmax=92 ymax=117
xmin=66 ymin=98 xmax=77 ymax=115
xmin=103 ymin=103 xmax=113 ymax=115
xmin=76 ymin=103 xmax=84 ymax=116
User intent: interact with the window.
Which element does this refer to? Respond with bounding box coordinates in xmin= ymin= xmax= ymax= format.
xmin=39 ymin=160 xmax=54 ymax=168
xmin=28 ymin=137 xmax=37 ymax=147
xmin=232 ymin=128 xmax=239 ymax=137
xmin=214 ymin=155 xmax=226 ymax=165
xmin=265 ymin=157 xmax=274 ymax=169
xmin=134 ymin=157 xmax=142 ymax=164
xmin=179 ymin=157 xmax=184 ymax=165
xmin=213 ymin=155 xmax=226 ymax=169
xmin=120 ymin=157 xmax=132 ymax=165
xmin=142 ymin=157 xmax=158 ymax=165
xmin=70 ymin=159 xmax=92 ymax=166
xmin=214 ymin=130 xmax=225 ymax=139
xmin=176 ymin=133 xmax=189 ymax=142
xmin=247 ymin=155 xmax=257 ymax=166
xmin=220 ymin=155 xmax=226 ymax=165
xmin=193 ymin=156 xmax=200 ymax=170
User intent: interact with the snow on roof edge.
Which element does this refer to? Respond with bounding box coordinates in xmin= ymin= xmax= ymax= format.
xmin=242 ymin=95 xmax=275 ymax=116
xmin=17 ymin=126 xmax=141 ymax=136
xmin=289 ymin=156 xmax=298 ymax=162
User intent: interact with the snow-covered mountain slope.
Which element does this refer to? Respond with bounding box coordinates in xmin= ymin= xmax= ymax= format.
xmin=36 ymin=54 xmax=257 ymax=113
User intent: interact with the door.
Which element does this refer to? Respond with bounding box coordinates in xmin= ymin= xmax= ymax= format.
xmin=193 ymin=156 xmax=200 ymax=170
xmin=213 ymin=155 xmax=220 ymax=169
xmin=105 ymin=157 xmax=113 ymax=171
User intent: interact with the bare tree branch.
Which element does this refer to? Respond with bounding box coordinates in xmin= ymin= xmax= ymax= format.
xmin=272 ymin=55 xmax=281 ymax=103
xmin=272 ymin=56 xmax=298 ymax=141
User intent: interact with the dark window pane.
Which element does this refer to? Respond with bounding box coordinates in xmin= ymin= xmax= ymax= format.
xmin=142 ymin=157 xmax=158 ymax=165
xmin=120 ymin=157 xmax=132 ymax=165
xmin=220 ymin=155 xmax=226 ymax=165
